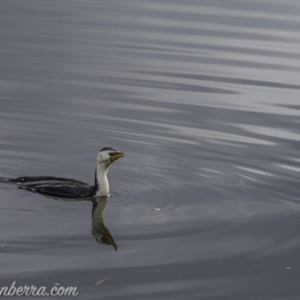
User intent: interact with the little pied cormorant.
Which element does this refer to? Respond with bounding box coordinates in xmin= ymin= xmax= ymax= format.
xmin=1 ymin=147 xmax=125 ymax=198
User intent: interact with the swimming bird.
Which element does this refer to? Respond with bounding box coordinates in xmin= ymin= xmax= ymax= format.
xmin=0 ymin=147 xmax=125 ymax=198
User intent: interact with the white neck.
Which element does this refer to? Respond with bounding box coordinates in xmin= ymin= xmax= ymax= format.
xmin=95 ymin=163 xmax=110 ymax=197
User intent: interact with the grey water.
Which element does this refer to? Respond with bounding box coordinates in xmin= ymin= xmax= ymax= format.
xmin=1 ymin=0 xmax=300 ymax=299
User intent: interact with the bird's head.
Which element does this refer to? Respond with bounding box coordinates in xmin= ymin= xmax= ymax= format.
xmin=97 ymin=147 xmax=125 ymax=166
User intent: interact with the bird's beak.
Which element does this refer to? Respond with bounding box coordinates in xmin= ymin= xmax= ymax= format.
xmin=110 ymin=152 xmax=125 ymax=162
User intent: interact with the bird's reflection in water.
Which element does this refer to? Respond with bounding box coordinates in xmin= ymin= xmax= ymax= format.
xmin=91 ymin=196 xmax=117 ymax=251
xmin=31 ymin=194 xmax=117 ymax=251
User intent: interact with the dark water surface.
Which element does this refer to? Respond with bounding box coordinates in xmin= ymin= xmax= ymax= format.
xmin=1 ymin=0 xmax=300 ymax=299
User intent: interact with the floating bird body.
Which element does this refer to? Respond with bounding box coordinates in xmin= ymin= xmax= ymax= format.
xmin=0 ymin=147 xmax=125 ymax=198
